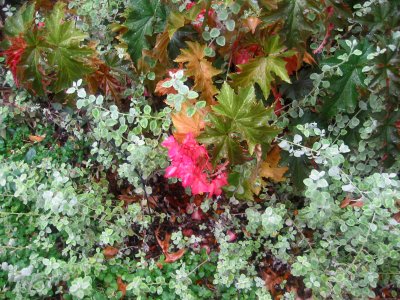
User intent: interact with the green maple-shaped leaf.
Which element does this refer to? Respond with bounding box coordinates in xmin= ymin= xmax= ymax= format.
xmin=322 ymin=41 xmax=372 ymax=117
xmin=20 ymin=31 xmax=47 ymax=95
xmin=198 ymin=115 xmax=245 ymax=165
xmin=262 ymin=0 xmax=321 ymax=49
xmin=230 ymin=35 xmax=293 ymax=99
xmin=199 ymin=83 xmax=280 ymax=164
xmin=45 ymin=2 xmax=93 ymax=92
xmin=3 ymin=3 xmax=35 ymax=37
xmin=123 ymin=0 xmax=167 ymax=63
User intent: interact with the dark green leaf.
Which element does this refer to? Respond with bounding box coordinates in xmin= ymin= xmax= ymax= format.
xmin=199 ymin=83 xmax=280 ymax=163
xmin=322 ymin=41 xmax=372 ymax=117
xmin=262 ymin=0 xmax=321 ymax=49
xmin=123 ymin=0 xmax=167 ymax=63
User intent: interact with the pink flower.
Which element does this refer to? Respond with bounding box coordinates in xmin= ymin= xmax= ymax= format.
xmin=162 ymin=134 xmax=228 ymax=197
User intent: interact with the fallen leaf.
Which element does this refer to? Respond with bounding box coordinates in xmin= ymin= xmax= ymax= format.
xmin=164 ymin=248 xmax=186 ymax=263
xmin=393 ymin=212 xmax=400 ymax=223
xmin=156 ymin=230 xmax=186 ymax=263
xmin=175 ymin=42 xmax=221 ymax=103
xmin=262 ymin=269 xmax=285 ymax=295
xmin=340 ymin=197 xmax=364 ymax=208
xmin=103 ymin=246 xmax=119 ymax=259
xmin=118 ymin=194 xmax=140 ymax=206
xmin=29 ymin=135 xmax=46 ymax=143
xmin=117 ymin=277 xmax=127 ymax=297
xmin=171 ymin=103 xmax=206 ymax=142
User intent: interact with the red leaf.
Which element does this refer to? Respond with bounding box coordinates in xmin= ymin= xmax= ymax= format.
xmin=232 ymin=44 xmax=262 ymax=72
xmin=284 ymin=54 xmax=299 ymax=76
xmin=2 ymin=36 xmax=27 ymax=86
xmin=271 ymin=86 xmax=284 ymax=116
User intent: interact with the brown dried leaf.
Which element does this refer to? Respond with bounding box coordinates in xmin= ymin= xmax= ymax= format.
xmin=156 ymin=230 xmax=186 ymax=263
xmin=340 ymin=197 xmax=364 ymax=208
xmin=118 ymin=194 xmax=140 ymax=206
xmin=175 ymin=42 xmax=221 ymax=103
xmin=152 ymin=30 xmax=170 ymax=65
xmin=259 ymin=146 xmax=288 ymax=182
xmin=164 ymin=248 xmax=186 ymax=263
xmin=103 ymin=246 xmax=119 ymax=259
xmin=393 ymin=212 xmax=400 ymax=223
xmin=117 ymin=276 xmax=127 ymax=297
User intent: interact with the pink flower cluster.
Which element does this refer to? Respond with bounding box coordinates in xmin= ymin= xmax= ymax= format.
xmin=162 ymin=134 xmax=228 ymax=197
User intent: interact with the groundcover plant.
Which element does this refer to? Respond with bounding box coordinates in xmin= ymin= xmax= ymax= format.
xmin=0 ymin=0 xmax=399 ymax=299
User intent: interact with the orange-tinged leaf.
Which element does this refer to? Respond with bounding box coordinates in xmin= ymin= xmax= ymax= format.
xmin=164 ymin=248 xmax=186 ymax=263
xmin=29 ymin=135 xmax=46 ymax=143
xmin=152 ymin=30 xmax=170 ymax=65
xmin=303 ymin=51 xmax=317 ymax=65
xmin=117 ymin=276 xmax=127 ymax=297
xmin=156 ymin=262 xmax=164 ymax=269
xmin=245 ymin=17 xmax=261 ymax=34
xmin=175 ymin=42 xmax=221 ymax=103
xmin=259 ymin=146 xmax=288 ymax=182
xmin=251 ymin=146 xmax=288 ymax=195
xmin=103 ymin=246 xmax=119 ymax=259
xmin=172 ymin=104 xmax=206 ymax=142
xmin=156 ymin=230 xmax=186 ymax=263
